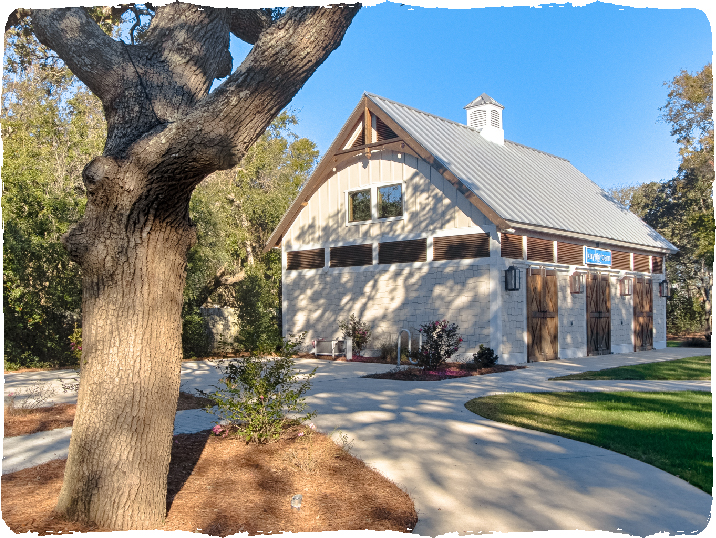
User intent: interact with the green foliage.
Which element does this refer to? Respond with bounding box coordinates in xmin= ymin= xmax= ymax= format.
xmin=465 ymin=391 xmax=713 ymax=493
xmin=182 ymin=111 xmax=318 ymax=356
xmin=201 ymin=333 xmax=317 ymax=444
xmin=472 ymin=345 xmax=499 ymax=369
xmin=2 ymin=37 xmax=105 ymax=369
xmin=608 ymin=63 xmax=714 ymax=336
xmin=413 ymin=320 xmax=462 ymax=369
xmin=68 ymin=326 xmax=83 ymax=363
xmin=337 ymin=314 xmax=372 ymax=356
xmin=234 ymin=262 xmax=283 ymax=353
xmin=181 ymin=307 xmax=212 ymax=359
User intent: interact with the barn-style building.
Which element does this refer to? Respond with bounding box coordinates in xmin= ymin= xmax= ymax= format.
xmin=264 ymin=93 xmax=676 ymax=363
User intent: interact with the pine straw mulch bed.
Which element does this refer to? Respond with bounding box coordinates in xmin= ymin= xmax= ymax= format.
xmin=1 ymin=423 xmax=418 ymax=536
xmin=3 ymin=392 xmax=216 ymax=438
xmin=364 ymin=363 xmax=527 ymax=381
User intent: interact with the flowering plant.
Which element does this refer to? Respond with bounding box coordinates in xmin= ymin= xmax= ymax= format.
xmin=68 ymin=325 xmax=82 ymax=363
xmin=412 ymin=319 xmax=462 ymax=370
xmin=337 ymin=314 xmax=372 ymax=356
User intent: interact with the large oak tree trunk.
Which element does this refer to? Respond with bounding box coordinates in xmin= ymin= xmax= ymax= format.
xmin=56 ymin=163 xmax=196 ymax=529
xmin=26 ymin=2 xmax=360 ymax=529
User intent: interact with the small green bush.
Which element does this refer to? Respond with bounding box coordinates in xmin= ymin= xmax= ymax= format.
xmin=201 ymin=332 xmax=316 ymax=444
xmin=472 ymin=344 xmax=499 ymax=368
xmin=338 ymin=313 xmax=372 ymax=356
xmin=181 ymin=307 xmax=212 ymax=359
xmin=412 ymin=320 xmax=462 ymax=369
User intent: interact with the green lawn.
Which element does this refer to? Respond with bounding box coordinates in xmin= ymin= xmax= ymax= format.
xmin=465 ymin=391 xmax=712 ymax=493
xmin=549 ymin=355 xmax=710 ymax=380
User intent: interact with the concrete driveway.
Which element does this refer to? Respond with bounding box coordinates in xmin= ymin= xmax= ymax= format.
xmin=3 ymin=348 xmax=712 ymax=535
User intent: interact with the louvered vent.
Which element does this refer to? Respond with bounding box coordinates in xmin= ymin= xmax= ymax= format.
xmin=652 ymin=256 xmax=663 ymax=274
xmin=376 ymin=117 xmax=398 ymax=142
xmin=433 ymin=233 xmax=490 ymax=261
xmin=611 ymin=250 xmax=631 ymax=271
xmin=470 ymin=109 xmax=487 ymax=128
xmin=490 ymin=110 xmax=500 ymax=128
xmin=350 ymin=126 xmax=365 ymax=148
xmin=633 ymin=253 xmax=651 ymax=273
xmin=527 ymin=237 xmax=554 ymax=263
xmin=378 ymin=238 xmax=427 ymax=265
xmin=286 ymin=248 xmax=325 ymax=270
xmin=501 ymin=233 xmax=523 ymax=259
xmin=556 ymin=242 xmax=583 ymax=265
xmin=330 ymin=244 xmax=373 ymax=267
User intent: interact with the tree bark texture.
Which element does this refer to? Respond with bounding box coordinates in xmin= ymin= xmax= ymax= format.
xmin=30 ymin=2 xmax=359 ymax=530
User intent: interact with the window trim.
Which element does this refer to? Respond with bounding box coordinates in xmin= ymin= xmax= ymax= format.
xmin=345 ymin=181 xmax=405 ymax=226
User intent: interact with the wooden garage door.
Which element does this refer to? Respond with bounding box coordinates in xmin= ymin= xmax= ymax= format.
xmin=634 ymin=277 xmax=653 ymax=351
xmin=586 ymin=273 xmax=611 ymax=356
xmin=527 ymin=268 xmax=558 ymax=362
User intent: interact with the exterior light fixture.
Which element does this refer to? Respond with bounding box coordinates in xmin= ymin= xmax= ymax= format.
xmin=505 ymin=266 xmax=521 ymax=291
xmin=569 ymin=272 xmax=585 ymax=294
xmin=619 ymin=276 xmax=633 ymax=297
xmin=659 ymin=279 xmax=670 ymax=298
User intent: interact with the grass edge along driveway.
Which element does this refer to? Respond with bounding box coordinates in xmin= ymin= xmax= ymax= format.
xmin=548 ymin=355 xmax=711 ymax=380
xmin=465 ymin=391 xmax=712 ymax=494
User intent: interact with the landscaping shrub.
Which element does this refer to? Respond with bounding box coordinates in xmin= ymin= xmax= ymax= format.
xmin=181 ymin=306 xmax=212 ymax=359
xmin=412 ymin=320 xmax=462 ymax=369
xmin=201 ymin=332 xmax=316 ymax=443
xmin=338 ymin=314 xmax=372 ymax=356
xmin=472 ymin=345 xmax=499 ymax=368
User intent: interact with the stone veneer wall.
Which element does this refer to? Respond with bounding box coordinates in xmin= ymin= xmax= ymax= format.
xmin=500 ymin=270 xmax=526 ymax=363
xmin=610 ymin=277 xmax=634 ymax=353
xmin=557 ymin=272 xmax=587 ymax=359
xmin=652 ymin=279 xmax=667 ymax=348
xmin=283 ymin=264 xmax=491 ymax=361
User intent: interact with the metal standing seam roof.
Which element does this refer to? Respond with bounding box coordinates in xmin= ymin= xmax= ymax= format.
xmin=367 ymin=93 xmax=677 ymax=253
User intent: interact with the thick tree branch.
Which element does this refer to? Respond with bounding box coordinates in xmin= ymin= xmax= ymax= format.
xmin=191 ymin=266 xmax=246 ymax=310
xmin=226 ymin=8 xmax=272 ymax=45
xmin=130 ymin=4 xmax=360 ymax=186
xmin=5 ymin=8 xmax=32 ymax=33
xmin=31 ymin=8 xmax=125 ymax=101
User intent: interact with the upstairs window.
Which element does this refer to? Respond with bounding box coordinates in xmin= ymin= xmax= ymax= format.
xmin=348 ymin=189 xmax=371 ymax=222
xmin=378 ymin=184 xmax=403 ymax=219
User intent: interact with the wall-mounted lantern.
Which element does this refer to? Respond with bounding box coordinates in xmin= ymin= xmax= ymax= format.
xmin=619 ymin=276 xmax=633 ymax=296
xmin=505 ymin=266 xmax=521 ymax=291
xmin=659 ymin=279 xmax=671 ymax=298
xmin=569 ymin=272 xmax=585 ymax=294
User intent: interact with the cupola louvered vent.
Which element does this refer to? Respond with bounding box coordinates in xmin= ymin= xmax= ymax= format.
xmin=491 ymin=110 xmax=500 ymax=128
xmin=611 ymin=250 xmax=631 ymax=271
xmin=330 ymin=244 xmax=373 ymax=267
xmin=433 ymin=233 xmax=490 ymax=261
xmin=376 ymin=117 xmax=398 ymax=142
xmin=470 ymin=109 xmax=487 ymax=128
xmin=378 ymin=238 xmax=427 ymax=265
xmin=286 ymin=248 xmax=325 ymax=270
xmin=501 ymin=233 xmax=524 ymax=259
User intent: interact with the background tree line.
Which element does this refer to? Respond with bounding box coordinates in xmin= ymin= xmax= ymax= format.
xmin=608 ymin=63 xmax=713 ymax=338
xmin=2 ymin=24 xmax=318 ymax=369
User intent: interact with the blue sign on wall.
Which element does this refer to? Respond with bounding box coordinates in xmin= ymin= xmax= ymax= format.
xmin=584 ymin=247 xmax=612 ymax=266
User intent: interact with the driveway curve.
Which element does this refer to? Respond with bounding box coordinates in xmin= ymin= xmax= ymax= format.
xmin=3 ymin=348 xmax=712 ymax=535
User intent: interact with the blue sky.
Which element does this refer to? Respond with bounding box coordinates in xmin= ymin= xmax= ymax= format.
xmin=228 ymin=1 xmax=712 ymax=190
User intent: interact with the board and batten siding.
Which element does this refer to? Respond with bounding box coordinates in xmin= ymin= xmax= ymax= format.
xmin=284 ymin=150 xmax=492 ymax=249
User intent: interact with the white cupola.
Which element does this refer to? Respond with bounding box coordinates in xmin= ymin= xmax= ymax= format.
xmin=464 ymin=93 xmax=504 ymax=146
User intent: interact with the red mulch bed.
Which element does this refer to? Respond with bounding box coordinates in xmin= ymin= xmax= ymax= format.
xmin=1 ymin=425 xmax=418 ymax=535
xmin=365 ymin=363 xmax=527 ymax=381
